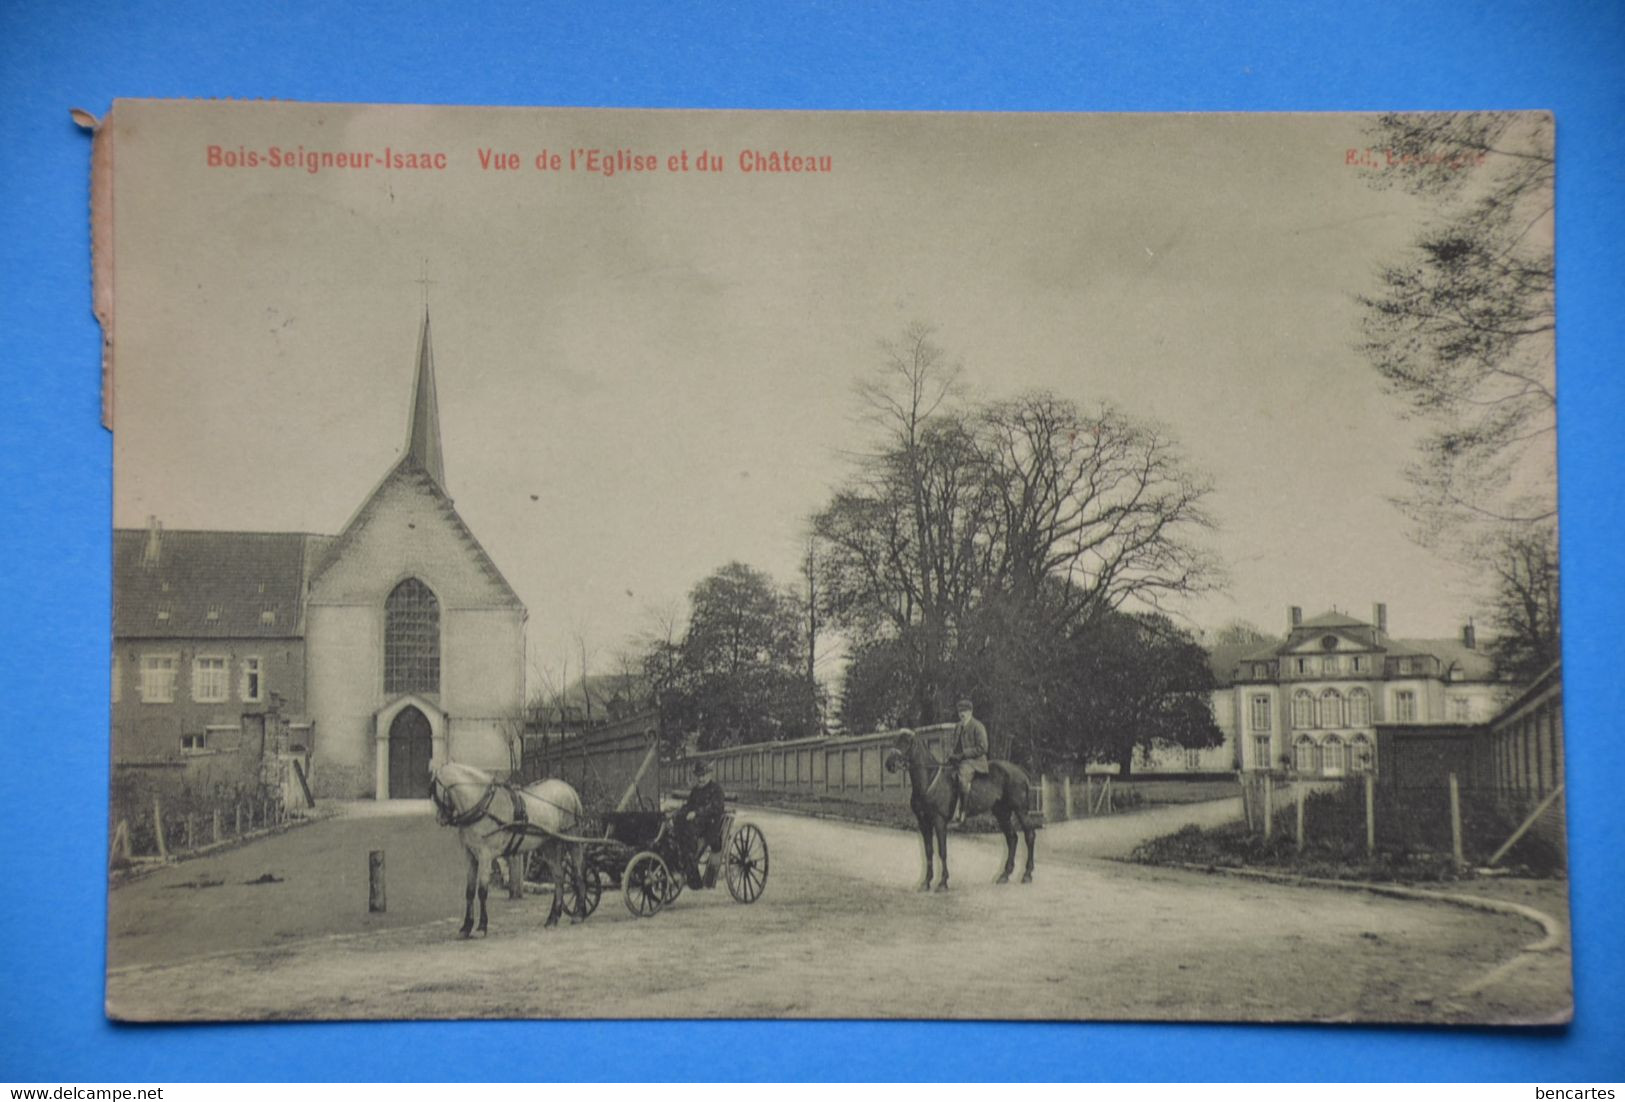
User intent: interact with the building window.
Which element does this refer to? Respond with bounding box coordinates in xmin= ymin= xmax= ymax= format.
xmin=1352 ymin=655 xmax=1366 ymax=673
xmin=1347 ymin=688 xmax=1371 ymax=726
xmin=1185 ymin=747 xmax=1202 ymax=769
xmin=1323 ymin=735 xmax=1345 ymax=775
xmin=1251 ymin=695 xmax=1271 ymax=732
xmin=1292 ymin=690 xmax=1315 ymax=729
xmin=139 ymin=654 xmax=178 ymax=703
xmin=193 ymin=656 xmax=229 ymax=703
xmin=1295 ymin=657 xmax=1309 ymax=675
xmin=1452 ymin=697 xmax=1472 ymax=722
xmin=1320 ymin=689 xmax=1343 ymax=728
xmin=1395 ymin=690 xmax=1417 ymax=722
xmin=112 ymin=653 xmax=121 ymax=705
xmin=385 ymin=577 xmax=440 ymax=696
xmin=1322 ymin=655 xmax=1340 ymax=675
xmin=1294 ymin=735 xmax=1318 ymax=774
xmin=1351 ymin=735 xmax=1374 ymax=772
xmin=180 ymin=732 xmax=207 ymax=754
xmin=1252 ymin=734 xmax=1271 ymax=769
xmin=241 ymin=657 xmax=263 ymax=704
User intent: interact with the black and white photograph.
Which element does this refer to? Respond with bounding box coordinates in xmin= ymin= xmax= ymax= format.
xmin=100 ymin=101 xmax=1567 ymax=1024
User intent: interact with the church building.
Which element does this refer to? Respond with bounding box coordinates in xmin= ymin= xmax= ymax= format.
xmin=112 ymin=313 xmax=528 ymax=799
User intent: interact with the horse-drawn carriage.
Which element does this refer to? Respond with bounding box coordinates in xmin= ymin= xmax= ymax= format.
xmin=549 ymin=806 xmax=769 ymax=919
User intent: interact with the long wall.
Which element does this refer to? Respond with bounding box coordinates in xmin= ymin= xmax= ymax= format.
xmin=662 ymin=725 xmax=958 ymax=806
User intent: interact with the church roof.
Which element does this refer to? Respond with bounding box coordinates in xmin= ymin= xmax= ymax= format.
xmin=113 ymin=528 xmax=323 ymax=638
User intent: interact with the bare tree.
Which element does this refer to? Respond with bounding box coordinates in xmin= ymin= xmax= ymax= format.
xmin=1356 ymin=112 xmax=1558 ymax=677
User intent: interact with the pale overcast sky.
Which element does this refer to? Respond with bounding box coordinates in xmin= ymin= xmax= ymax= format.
xmin=110 ymin=103 xmax=1538 ymax=684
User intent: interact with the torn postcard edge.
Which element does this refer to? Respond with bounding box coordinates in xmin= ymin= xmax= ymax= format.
xmin=74 ymin=106 xmax=113 ymax=431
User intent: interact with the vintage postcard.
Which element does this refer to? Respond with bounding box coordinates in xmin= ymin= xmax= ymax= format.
xmin=99 ymin=101 xmax=1567 ymax=1023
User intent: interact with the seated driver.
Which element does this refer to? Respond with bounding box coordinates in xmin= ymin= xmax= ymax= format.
xmin=949 ymin=696 xmax=990 ymax=824
xmin=674 ymin=758 xmax=725 ymax=887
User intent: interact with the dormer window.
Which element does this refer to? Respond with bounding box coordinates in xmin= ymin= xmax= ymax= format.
xmin=156 ymin=608 xmax=171 ymax=623
xmin=206 ymin=606 xmax=221 ymax=622
xmin=260 ymin=609 xmax=277 ymax=626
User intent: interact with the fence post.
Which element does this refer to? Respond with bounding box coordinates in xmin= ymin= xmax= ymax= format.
xmin=213 ymin=809 xmax=222 ymax=844
xmin=1083 ymin=776 xmax=1093 ymax=817
xmin=1239 ymin=772 xmax=1253 ymax=832
xmin=235 ymin=804 xmax=242 ymax=836
xmin=1449 ymin=772 xmax=1464 ymax=869
xmin=152 ymin=796 xmax=168 ymax=860
xmin=369 ymin=850 xmax=387 ymax=912
xmin=1063 ymin=776 xmax=1074 ymax=821
xmin=1295 ymin=780 xmax=1306 ymax=852
xmin=1364 ymin=773 xmax=1375 ymax=856
xmin=1263 ymin=774 xmax=1273 ymax=840
xmin=185 ymin=813 xmax=196 ymax=851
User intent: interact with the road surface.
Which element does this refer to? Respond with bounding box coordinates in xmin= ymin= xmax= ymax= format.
xmin=105 ymin=801 xmax=1556 ymax=1023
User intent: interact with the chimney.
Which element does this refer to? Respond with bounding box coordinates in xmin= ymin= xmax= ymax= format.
xmin=1289 ymin=606 xmax=1302 ymax=630
xmin=1372 ymin=602 xmax=1387 ymax=634
xmin=142 ymin=516 xmax=163 ymax=568
xmin=1462 ymin=620 xmax=1476 ymax=650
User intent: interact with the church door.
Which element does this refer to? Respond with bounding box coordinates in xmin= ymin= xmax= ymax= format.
xmin=387 ymin=706 xmax=433 ymax=798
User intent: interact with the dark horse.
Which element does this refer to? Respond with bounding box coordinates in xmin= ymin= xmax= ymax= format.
xmin=883 ymin=728 xmax=1037 ymax=891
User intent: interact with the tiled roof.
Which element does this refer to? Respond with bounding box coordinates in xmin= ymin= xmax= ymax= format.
xmin=1397 ymin=637 xmax=1498 ymax=681
xmin=1299 ymin=610 xmax=1367 ymax=629
xmin=113 ymin=529 xmax=319 ymax=638
xmin=1206 ymin=641 xmax=1271 ymax=685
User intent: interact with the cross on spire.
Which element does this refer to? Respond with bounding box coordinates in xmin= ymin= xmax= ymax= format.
xmin=414 ymin=259 xmax=436 ymax=308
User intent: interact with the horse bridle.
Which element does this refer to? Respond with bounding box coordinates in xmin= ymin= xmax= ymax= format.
xmin=429 ymin=773 xmax=497 ymax=828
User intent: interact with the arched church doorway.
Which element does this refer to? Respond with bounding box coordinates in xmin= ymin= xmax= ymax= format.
xmin=388 ymin=706 xmax=433 ymax=798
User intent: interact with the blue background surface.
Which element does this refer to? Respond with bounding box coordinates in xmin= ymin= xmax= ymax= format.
xmin=1 ymin=0 xmax=1621 ymax=1082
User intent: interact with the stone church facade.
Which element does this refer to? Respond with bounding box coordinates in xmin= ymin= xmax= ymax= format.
xmin=112 ymin=313 xmax=527 ymax=799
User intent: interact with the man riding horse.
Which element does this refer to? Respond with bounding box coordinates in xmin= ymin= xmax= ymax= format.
xmin=948 ymin=697 xmax=990 ymax=824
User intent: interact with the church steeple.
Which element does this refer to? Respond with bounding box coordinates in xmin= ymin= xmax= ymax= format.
xmin=404 ymin=309 xmax=447 ymax=492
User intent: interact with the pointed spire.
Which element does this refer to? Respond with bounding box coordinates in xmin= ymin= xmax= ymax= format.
xmin=405 ymin=309 xmax=447 ymax=491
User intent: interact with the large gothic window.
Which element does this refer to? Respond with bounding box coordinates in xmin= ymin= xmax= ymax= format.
xmin=385 ymin=578 xmax=440 ymax=696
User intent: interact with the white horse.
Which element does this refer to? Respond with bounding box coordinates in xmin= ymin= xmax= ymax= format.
xmin=428 ymin=761 xmax=588 ymax=938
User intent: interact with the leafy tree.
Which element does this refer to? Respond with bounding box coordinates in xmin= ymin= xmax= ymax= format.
xmin=647 ymin=562 xmax=820 ymax=752
xmin=1357 ymin=112 xmax=1558 ymax=680
xmin=1058 ymin=612 xmax=1223 ymax=777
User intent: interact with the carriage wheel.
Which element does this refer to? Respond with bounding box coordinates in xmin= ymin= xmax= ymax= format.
xmin=562 ymin=855 xmax=603 ymax=919
xmin=723 ymin=823 xmax=768 ymax=904
xmin=623 ymin=851 xmax=669 ymax=918
xmin=661 ymin=857 xmax=686 ymax=905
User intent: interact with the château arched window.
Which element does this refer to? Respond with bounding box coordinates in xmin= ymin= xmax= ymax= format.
xmin=1293 ymin=690 xmax=1315 ymax=729
xmin=1294 ymin=735 xmax=1318 ymax=774
xmin=1320 ymin=688 xmax=1344 ymax=728
xmin=1323 ymin=734 xmax=1345 ymax=775
xmin=1347 ymin=688 xmax=1371 ymax=726
xmin=385 ymin=577 xmax=440 ymax=696
xmin=1351 ymin=734 xmax=1374 ymax=773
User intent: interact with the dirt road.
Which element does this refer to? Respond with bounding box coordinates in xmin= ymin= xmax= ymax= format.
xmin=106 ymin=802 xmax=1560 ymax=1022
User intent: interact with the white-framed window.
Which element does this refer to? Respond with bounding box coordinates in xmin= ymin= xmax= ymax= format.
xmin=1452 ymin=697 xmax=1473 ymax=722
xmin=1295 ymin=657 xmax=1309 ymax=675
xmin=1252 ymin=734 xmax=1272 ymax=769
xmin=1351 ymin=734 xmax=1374 ymax=772
xmin=1394 ymin=690 xmax=1417 ymax=722
xmin=1294 ymin=735 xmax=1318 ymax=773
xmin=1293 ymin=690 xmax=1315 ymax=729
xmin=1320 ymin=689 xmax=1343 ymax=728
xmin=1185 ymin=747 xmax=1202 ymax=769
xmin=1352 ymin=655 xmax=1367 ymax=673
xmin=111 ymin=653 xmax=121 ymax=705
xmin=139 ymin=653 xmax=178 ymax=704
xmin=180 ymin=732 xmax=208 ymax=754
xmin=1322 ymin=655 xmax=1339 ymax=675
xmin=1251 ymin=695 xmax=1271 ymax=732
xmin=192 ymin=656 xmax=229 ymax=703
xmin=240 ymin=656 xmax=264 ymax=704
xmin=1323 ymin=735 xmax=1345 ymax=775
xmin=1347 ymin=688 xmax=1371 ymax=726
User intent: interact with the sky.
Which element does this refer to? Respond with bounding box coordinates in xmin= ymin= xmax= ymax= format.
xmin=108 ymin=102 xmax=1549 ymax=685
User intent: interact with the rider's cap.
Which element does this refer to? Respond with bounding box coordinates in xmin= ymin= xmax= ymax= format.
xmin=956 ymin=697 xmax=974 ymax=710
